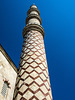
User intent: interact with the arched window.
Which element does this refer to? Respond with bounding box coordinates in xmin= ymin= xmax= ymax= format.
xmin=1 ymin=81 xmax=9 ymax=97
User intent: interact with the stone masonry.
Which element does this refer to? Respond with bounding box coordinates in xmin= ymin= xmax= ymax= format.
xmin=14 ymin=4 xmax=52 ymax=100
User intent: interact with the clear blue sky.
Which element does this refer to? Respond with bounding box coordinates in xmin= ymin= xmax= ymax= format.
xmin=0 ymin=0 xmax=75 ymax=100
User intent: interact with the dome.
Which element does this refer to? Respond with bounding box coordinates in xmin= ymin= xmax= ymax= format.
xmin=30 ymin=4 xmax=37 ymax=8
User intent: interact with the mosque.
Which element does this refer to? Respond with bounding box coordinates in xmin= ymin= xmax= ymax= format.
xmin=0 ymin=4 xmax=53 ymax=100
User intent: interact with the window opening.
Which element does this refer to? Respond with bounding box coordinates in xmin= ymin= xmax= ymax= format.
xmin=1 ymin=81 xmax=9 ymax=97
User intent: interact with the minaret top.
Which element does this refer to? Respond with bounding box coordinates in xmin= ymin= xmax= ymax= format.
xmin=30 ymin=4 xmax=37 ymax=8
xmin=27 ymin=4 xmax=39 ymax=15
xmin=26 ymin=4 xmax=41 ymax=25
xmin=23 ymin=4 xmax=45 ymax=38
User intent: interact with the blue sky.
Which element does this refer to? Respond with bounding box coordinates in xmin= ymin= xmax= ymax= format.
xmin=0 ymin=0 xmax=75 ymax=100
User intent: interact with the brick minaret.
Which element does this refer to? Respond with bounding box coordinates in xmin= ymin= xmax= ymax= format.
xmin=14 ymin=4 xmax=52 ymax=100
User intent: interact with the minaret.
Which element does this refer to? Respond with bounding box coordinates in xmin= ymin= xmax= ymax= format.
xmin=14 ymin=4 xmax=52 ymax=100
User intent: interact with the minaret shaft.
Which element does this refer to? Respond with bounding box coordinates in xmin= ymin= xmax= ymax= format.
xmin=14 ymin=4 xmax=52 ymax=100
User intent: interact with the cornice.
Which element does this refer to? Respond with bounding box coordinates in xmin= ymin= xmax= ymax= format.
xmin=23 ymin=24 xmax=45 ymax=38
xmin=26 ymin=14 xmax=42 ymax=24
xmin=27 ymin=8 xmax=40 ymax=15
xmin=0 ymin=44 xmax=17 ymax=73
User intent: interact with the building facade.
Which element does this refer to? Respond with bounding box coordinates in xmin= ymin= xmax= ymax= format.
xmin=0 ymin=45 xmax=17 ymax=100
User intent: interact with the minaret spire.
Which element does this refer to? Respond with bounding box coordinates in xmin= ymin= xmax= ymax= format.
xmin=23 ymin=4 xmax=44 ymax=38
xmin=14 ymin=4 xmax=52 ymax=100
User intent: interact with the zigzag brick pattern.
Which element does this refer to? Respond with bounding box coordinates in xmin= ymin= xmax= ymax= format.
xmin=14 ymin=30 xmax=52 ymax=100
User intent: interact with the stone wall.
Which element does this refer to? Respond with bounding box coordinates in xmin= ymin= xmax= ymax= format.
xmin=0 ymin=51 xmax=17 ymax=100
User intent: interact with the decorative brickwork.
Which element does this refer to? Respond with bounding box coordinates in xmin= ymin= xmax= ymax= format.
xmin=14 ymin=30 xmax=52 ymax=100
xmin=14 ymin=4 xmax=52 ymax=100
